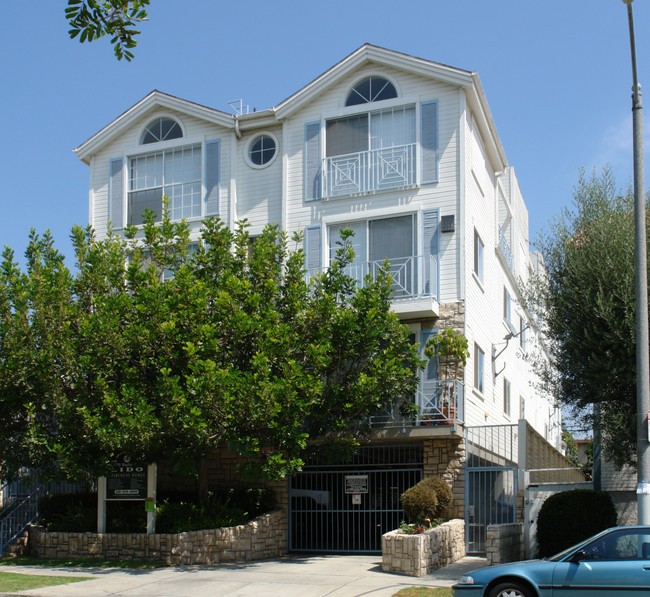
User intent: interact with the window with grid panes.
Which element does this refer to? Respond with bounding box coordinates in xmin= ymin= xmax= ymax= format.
xmin=128 ymin=144 xmax=202 ymax=224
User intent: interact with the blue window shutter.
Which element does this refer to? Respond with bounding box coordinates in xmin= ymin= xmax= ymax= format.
xmin=421 ymin=101 xmax=438 ymax=184
xmin=109 ymin=158 xmax=124 ymax=229
xmin=205 ymin=139 xmax=220 ymax=216
xmin=304 ymin=225 xmax=322 ymax=271
xmin=422 ymin=209 xmax=439 ymax=298
xmin=304 ymin=122 xmax=321 ymax=201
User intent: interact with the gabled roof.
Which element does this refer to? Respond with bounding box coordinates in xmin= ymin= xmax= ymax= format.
xmin=75 ymin=45 xmax=508 ymax=170
xmin=74 ymin=90 xmax=235 ymax=164
xmin=273 ymin=44 xmax=473 ymax=118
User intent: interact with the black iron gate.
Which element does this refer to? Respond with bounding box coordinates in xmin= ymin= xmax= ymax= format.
xmin=289 ymin=445 xmax=422 ymax=553
xmin=465 ymin=425 xmax=518 ymax=554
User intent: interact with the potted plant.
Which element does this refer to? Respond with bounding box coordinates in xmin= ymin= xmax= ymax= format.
xmin=424 ymin=328 xmax=469 ymax=423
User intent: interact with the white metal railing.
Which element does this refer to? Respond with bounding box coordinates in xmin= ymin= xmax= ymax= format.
xmin=308 ymin=254 xmax=438 ymax=302
xmin=498 ymin=226 xmax=513 ymax=270
xmin=325 ymin=143 xmax=416 ymax=198
xmin=368 ymin=379 xmax=464 ymax=428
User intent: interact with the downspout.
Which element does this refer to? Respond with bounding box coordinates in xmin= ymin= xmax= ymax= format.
xmin=234 ymin=114 xmax=242 ymax=140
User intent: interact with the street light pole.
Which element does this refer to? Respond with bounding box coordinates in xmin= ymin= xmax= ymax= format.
xmin=622 ymin=0 xmax=650 ymax=524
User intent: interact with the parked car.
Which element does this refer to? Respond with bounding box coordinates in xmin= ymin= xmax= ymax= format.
xmin=453 ymin=526 xmax=650 ymax=597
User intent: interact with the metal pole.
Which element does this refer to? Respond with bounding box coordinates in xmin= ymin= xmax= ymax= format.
xmin=623 ymin=0 xmax=650 ymax=524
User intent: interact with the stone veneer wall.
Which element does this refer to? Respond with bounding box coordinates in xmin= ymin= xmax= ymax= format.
xmin=486 ymin=523 xmax=524 ymax=565
xmin=382 ymin=519 xmax=465 ymax=577
xmin=29 ymin=510 xmax=287 ymax=565
xmin=423 ymin=438 xmax=465 ymax=519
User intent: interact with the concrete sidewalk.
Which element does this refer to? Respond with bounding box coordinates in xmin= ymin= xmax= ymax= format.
xmin=0 ymin=555 xmax=487 ymax=597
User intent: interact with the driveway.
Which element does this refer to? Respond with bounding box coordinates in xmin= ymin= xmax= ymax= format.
xmin=0 ymin=555 xmax=487 ymax=597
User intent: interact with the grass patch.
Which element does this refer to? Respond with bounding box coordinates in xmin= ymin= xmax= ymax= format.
xmin=0 ymin=571 xmax=92 ymax=592
xmin=393 ymin=588 xmax=452 ymax=597
xmin=0 ymin=556 xmax=167 ymax=569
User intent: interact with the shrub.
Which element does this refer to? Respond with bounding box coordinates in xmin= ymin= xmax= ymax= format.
xmin=39 ymin=493 xmax=97 ymax=532
xmin=537 ymin=489 xmax=617 ymax=557
xmin=38 ymin=487 xmax=276 ymax=534
xmin=400 ymin=476 xmax=452 ymax=523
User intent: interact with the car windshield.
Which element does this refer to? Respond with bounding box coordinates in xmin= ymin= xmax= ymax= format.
xmin=546 ymin=534 xmax=603 ymax=562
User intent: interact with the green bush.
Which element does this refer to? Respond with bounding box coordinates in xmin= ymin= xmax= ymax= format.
xmin=400 ymin=477 xmax=452 ymax=523
xmin=537 ymin=489 xmax=617 ymax=557
xmin=39 ymin=493 xmax=97 ymax=532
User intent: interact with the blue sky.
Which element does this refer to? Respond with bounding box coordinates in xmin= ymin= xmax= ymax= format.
xmin=1 ymin=0 xmax=649 ymax=266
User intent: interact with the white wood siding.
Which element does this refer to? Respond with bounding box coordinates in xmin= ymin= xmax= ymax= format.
xmin=462 ymin=107 xmax=559 ymax=447
xmin=235 ymin=126 xmax=282 ymax=232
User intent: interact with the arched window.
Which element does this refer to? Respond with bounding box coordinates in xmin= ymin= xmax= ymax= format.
xmin=140 ymin=117 xmax=183 ymax=144
xmin=345 ymin=77 xmax=397 ymax=107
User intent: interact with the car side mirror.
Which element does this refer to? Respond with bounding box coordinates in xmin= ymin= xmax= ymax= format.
xmin=569 ymin=550 xmax=586 ymax=564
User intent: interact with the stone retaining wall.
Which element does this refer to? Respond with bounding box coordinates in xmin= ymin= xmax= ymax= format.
xmin=486 ymin=522 xmax=524 ymax=565
xmin=381 ymin=519 xmax=465 ymax=577
xmin=28 ymin=510 xmax=287 ymax=565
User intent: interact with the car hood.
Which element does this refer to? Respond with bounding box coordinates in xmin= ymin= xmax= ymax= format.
xmin=462 ymin=558 xmax=555 ymax=585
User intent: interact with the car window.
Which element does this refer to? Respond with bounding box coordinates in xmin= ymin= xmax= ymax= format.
xmin=582 ymin=530 xmax=650 ymax=561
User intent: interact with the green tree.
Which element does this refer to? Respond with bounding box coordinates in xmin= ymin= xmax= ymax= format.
xmin=0 ymin=212 xmax=421 ymax=485
xmin=534 ymin=168 xmax=644 ymax=468
xmin=66 ymin=0 xmax=151 ymax=61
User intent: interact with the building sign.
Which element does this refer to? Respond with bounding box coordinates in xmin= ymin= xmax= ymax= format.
xmin=106 ymin=456 xmax=147 ymax=501
xmin=345 ymin=475 xmax=368 ymax=494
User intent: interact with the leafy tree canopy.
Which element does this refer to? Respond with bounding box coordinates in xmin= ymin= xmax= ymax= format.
xmin=66 ymin=0 xmax=151 ymax=61
xmin=534 ymin=168 xmax=646 ymax=468
xmin=0 ymin=209 xmax=421 ymax=483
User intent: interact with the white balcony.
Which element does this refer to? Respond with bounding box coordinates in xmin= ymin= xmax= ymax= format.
xmin=324 ymin=143 xmax=416 ymax=198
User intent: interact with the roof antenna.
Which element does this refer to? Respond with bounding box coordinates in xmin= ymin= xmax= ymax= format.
xmin=228 ymin=99 xmax=249 ymax=116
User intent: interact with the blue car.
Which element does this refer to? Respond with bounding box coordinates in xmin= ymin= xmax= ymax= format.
xmin=453 ymin=526 xmax=650 ymax=597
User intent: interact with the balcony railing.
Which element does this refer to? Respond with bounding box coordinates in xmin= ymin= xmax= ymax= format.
xmin=498 ymin=226 xmax=513 ymax=270
xmin=369 ymin=379 xmax=464 ymax=428
xmin=308 ymin=254 xmax=438 ymax=302
xmin=325 ymin=143 xmax=416 ymax=198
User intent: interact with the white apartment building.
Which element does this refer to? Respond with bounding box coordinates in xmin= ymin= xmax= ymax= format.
xmin=75 ymin=45 xmax=564 ymax=554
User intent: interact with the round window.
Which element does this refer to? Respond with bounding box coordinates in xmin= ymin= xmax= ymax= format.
xmin=248 ymin=134 xmax=277 ymax=167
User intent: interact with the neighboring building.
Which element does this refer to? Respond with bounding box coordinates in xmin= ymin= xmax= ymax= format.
xmin=74 ymin=44 xmax=566 ymax=554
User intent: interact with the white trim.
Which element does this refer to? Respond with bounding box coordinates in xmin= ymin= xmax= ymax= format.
xmin=281 ymin=125 xmax=288 ymax=230
xmin=88 ymin=155 xmax=95 ymax=228
xmin=321 ymin=97 xmax=416 ymax=125
xmin=321 ymin=204 xmax=419 ymax=225
xmin=458 ymin=90 xmax=467 ymax=303
xmin=125 ymin=133 xmax=207 ymax=160
xmin=244 ymin=131 xmax=280 ymax=169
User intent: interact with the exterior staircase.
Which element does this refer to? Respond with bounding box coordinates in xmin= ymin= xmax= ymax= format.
xmin=0 ymin=483 xmax=41 ymax=557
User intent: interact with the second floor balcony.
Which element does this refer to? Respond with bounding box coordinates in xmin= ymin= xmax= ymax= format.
xmin=308 ymin=253 xmax=439 ymax=319
xmin=324 ymin=143 xmax=416 ymax=198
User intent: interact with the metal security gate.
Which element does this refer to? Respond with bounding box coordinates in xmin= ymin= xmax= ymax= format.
xmin=465 ymin=425 xmax=518 ymax=554
xmin=289 ymin=445 xmax=422 ymax=553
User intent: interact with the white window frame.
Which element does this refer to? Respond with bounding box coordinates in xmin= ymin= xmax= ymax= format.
xmin=504 ymin=287 xmax=512 ymax=324
xmin=474 ymin=342 xmax=484 ymax=395
xmin=474 ymin=228 xmax=484 ymax=284
xmin=245 ymin=132 xmax=280 ymax=169
xmin=125 ymin=137 xmax=207 ymax=226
